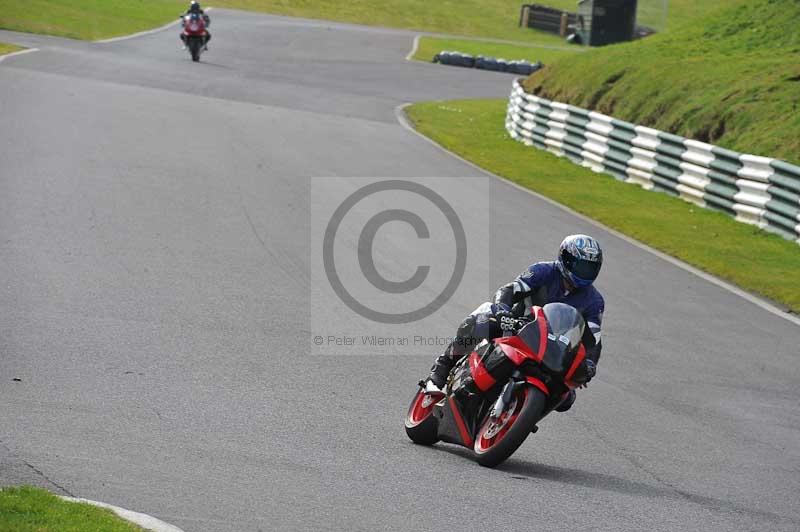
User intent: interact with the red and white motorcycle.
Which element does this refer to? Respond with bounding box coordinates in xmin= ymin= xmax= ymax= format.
xmin=181 ymin=13 xmax=209 ymax=62
xmin=405 ymin=303 xmax=594 ymax=468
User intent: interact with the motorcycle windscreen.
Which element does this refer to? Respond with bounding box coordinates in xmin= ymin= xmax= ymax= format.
xmin=540 ymin=303 xmax=586 ymax=373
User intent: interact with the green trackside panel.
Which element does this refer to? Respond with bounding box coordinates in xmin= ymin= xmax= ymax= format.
xmin=703 ymin=167 xmax=739 ymax=216
xmin=770 ymin=160 xmax=800 ymax=183
xmin=601 ymin=157 xmax=631 ymax=181
xmin=602 ymin=119 xmax=635 ymax=180
xmin=766 ymin=161 xmax=800 ymax=206
xmin=604 ymin=135 xmax=635 ymax=155
xmin=764 ymin=179 xmax=800 ymax=231
xmin=603 ymin=145 xmax=634 ymax=167
xmin=766 ymin=184 xmax=800 ymax=206
xmin=762 ymin=211 xmax=800 ymax=239
xmin=705 ymin=150 xmax=741 ymax=216
xmin=654 ymin=132 xmax=687 ymax=158
xmin=532 ymin=118 xmax=552 ymax=146
xmin=513 ymin=99 xmax=553 ymax=147
xmin=648 ymin=132 xmax=686 ymax=196
xmin=709 ymin=146 xmax=744 ymax=176
xmin=768 ymin=172 xmax=800 ymax=195
xmin=705 ymin=167 xmax=738 ymax=188
xmin=764 ymin=160 xmax=800 ymax=239
xmin=765 ymin=197 xmax=800 ymax=222
xmin=608 ymin=119 xmax=638 ymax=145
xmin=564 ymin=106 xmax=591 ymax=128
xmin=702 ymin=191 xmax=738 ymax=215
xmin=563 ymin=121 xmax=590 ymax=150
xmin=652 ymin=152 xmax=683 ymax=192
xmin=563 ymin=108 xmax=591 ymax=162
xmin=650 ymin=171 xmax=681 ymax=196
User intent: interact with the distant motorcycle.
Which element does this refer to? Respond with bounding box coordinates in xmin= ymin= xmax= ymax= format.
xmin=181 ymin=13 xmax=209 ymax=62
xmin=404 ymin=303 xmax=594 ymax=468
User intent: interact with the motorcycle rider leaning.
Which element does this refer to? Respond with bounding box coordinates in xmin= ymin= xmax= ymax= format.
xmin=180 ymin=1 xmax=211 ymax=50
xmin=428 ymin=234 xmax=605 ymax=413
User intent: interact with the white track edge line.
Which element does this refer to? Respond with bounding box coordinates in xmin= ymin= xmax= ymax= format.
xmin=61 ymin=496 xmax=185 ymax=532
xmin=95 ymin=7 xmax=213 ymax=44
xmin=0 ymin=47 xmax=39 ymax=63
xmin=394 ymin=103 xmax=800 ymax=328
xmin=405 ymin=34 xmax=420 ymax=61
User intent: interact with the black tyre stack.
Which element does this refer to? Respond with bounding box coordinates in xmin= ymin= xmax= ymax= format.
xmin=433 ymin=51 xmax=543 ymax=76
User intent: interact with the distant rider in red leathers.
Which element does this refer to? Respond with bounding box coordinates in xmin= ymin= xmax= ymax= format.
xmin=180 ymin=1 xmax=211 ymax=50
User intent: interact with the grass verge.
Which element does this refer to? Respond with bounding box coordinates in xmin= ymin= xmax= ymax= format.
xmin=0 ymin=486 xmax=142 ymax=531
xmin=412 ymin=36 xmax=580 ymax=65
xmin=525 ymin=0 xmax=800 ymax=163
xmin=0 ymin=0 xmax=741 ymax=45
xmin=530 ymin=0 xmax=725 ymax=31
xmin=0 ymin=0 xmax=185 ymax=41
xmin=406 ymin=99 xmax=800 ymax=313
xmin=213 ymin=0 xmax=565 ymax=44
xmin=0 ymin=42 xmax=23 ymax=56
xmin=0 ymin=1 xmax=581 ymax=45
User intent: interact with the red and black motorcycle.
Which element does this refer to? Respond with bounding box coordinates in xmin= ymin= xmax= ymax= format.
xmin=181 ymin=13 xmax=208 ymax=62
xmin=405 ymin=303 xmax=594 ymax=468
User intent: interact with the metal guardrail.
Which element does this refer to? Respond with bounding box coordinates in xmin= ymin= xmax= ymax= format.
xmin=505 ymin=80 xmax=800 ymax=243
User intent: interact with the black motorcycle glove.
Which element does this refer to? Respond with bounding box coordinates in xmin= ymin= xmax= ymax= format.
xmin=495 ymin=309 xmax=516 ymax=333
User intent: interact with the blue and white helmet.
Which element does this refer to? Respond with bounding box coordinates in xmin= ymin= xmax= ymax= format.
xmin=557 ymin=234 xmax=603 ymax=288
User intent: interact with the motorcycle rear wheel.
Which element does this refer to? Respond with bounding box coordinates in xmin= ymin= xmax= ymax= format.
xmin=473 ymin=384 xmax=546 ymax=468
xmin=404 ymin=388 xmax=440 ymax=446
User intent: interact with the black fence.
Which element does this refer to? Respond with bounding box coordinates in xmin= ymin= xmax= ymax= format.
xmin=519 ymin=3 xmax=654 ymax=41
xmin=519 ymin=4 xmax=577 ymax=36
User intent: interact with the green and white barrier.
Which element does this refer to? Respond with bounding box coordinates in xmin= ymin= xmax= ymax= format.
xmin=505 ymin=79 xmax=800 ymax=244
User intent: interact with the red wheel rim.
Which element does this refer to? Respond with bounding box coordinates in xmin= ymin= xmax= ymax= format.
xmin=406 ymin=390 xmax=442 ymax=427
xmin=474 ymin=387 xmax=528 ymax=454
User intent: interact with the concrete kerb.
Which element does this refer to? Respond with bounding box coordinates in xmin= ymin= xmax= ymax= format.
xmin=0 ymin=47 xmax=40 ymax=63
xmin=60 ymin=496 xmax=185 ymax=532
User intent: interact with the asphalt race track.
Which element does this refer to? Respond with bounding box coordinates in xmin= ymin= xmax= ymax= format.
xmin=1 ymin=9 xmax=799 ymax=532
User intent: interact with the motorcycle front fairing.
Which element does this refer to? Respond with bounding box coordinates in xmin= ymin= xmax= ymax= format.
xmin=431 ymin=355 xmax=502 ymax=448
xmin=514 ymin=306 xmax=586 ymax=375
xmin=183 ymin=14 xmax=206 ymax=36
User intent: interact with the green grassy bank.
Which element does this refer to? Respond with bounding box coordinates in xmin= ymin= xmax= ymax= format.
xmin=0 ymin=486 xmax=142 ymax=531
xmin=524 ymin=0 xmax=800 ymax=163
xmin=0 ymin=0 xmax=184 ymax=40
xmin=0 ymin=42 xmax=23 ymax=55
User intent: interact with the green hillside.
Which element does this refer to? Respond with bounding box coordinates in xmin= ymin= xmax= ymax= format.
xmin=524 ymin=0 xmax=800 ymax=163
xmin=0 ymin=0 xmax=184 ymax=40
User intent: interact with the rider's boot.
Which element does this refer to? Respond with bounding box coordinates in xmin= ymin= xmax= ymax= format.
xmin=428 ymin=351 xmax=455 ymax=389
xmin=555 ymin=389 xmax=576 ymax=412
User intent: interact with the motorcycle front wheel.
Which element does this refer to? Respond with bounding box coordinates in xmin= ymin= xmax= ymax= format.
xmin=404 ymin=388 xmax=441 ymax=446
xmin=189 ymin=39 xmax=201 ymax=62
xmin=473 ymin=384 xmax=546 ymax=468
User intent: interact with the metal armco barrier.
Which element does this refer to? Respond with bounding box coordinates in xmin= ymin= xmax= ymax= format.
xmin=505 ymin=80 xmax=800 ymax=243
